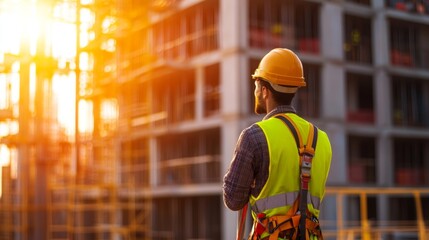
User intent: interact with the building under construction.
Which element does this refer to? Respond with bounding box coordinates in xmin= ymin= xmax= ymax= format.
xmin=0 ymin=0 xmax=428 ymax=239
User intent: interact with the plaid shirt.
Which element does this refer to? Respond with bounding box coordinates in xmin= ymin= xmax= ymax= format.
xmin=223 ymin=105 xmax=297 ymax=211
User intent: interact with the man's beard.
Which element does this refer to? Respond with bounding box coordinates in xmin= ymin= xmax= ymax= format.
xmin=254 ymin=93 xmax=266 ymax=114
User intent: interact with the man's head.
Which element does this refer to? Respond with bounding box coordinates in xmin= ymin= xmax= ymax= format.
xmin=254 ymin=78 xmax=296 ymax=114
xmin=252 ymin=48 xmax=306 ymax=114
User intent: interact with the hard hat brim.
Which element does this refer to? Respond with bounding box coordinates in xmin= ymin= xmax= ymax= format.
xmin=269 ymin=82 xmax=298 ymax=94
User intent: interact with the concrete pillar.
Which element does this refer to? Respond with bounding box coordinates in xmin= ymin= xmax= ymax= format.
xmin=373 ymin=6 xmax=389 ymax=67
xmin=321 ymin=2 xmax=343 ymax=60
xmin=321 ymin=64 xmax=347 ymax=186
xmin=320 ymin=2 xmax=347 ymax=185
xmin=373 ymin=6 xmax=393 ymax=187
xmin=195 ymin=67 xmax=204 ymax=121
xmin=220 ymin=0 xmax=248 ymax=239
xmin=149 ymin=137 xmax=158 ymax=186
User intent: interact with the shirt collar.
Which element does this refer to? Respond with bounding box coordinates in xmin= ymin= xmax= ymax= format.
xmin=263 ymin=105 xmax=296 ymax=120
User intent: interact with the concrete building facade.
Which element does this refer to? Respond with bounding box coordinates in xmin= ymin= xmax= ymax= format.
xmin=1 ymin=0 xmax=429 ymax=239
xmin=116 ymin=0 xmax=429 ymax=239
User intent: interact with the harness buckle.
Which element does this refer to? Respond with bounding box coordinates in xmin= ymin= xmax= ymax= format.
xmin=300 ymin=154 xmax=312 ymax=188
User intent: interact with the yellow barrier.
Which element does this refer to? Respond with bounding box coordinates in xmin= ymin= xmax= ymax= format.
xmin=323 ymin=187 xmax=429 ymax=240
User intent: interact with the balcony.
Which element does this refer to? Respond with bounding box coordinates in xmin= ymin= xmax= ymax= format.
xmin=386 ymin=0 xmax=429 ymax=15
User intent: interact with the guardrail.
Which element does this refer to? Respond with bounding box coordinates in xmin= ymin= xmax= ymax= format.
xmin=322 ymin=187 xmax=429 ymax=240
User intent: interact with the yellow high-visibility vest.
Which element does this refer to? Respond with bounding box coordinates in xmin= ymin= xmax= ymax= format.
xmin=250 ymin=113 xmax=332 ymax=220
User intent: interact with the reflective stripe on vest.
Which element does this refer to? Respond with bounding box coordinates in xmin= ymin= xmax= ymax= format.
xmin=250 ymin=191 xmax=321 ymax=213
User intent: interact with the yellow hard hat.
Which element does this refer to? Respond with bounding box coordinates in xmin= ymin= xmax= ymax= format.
xmin=252 ymin=48 xmax=306 ymax=93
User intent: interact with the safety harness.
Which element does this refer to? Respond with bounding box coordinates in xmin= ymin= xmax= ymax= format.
xmin=250 ymin=114 xmax=323 ymax=240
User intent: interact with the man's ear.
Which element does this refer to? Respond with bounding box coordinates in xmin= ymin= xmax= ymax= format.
xmin=262 ymin=86 xmax=269 ymax=99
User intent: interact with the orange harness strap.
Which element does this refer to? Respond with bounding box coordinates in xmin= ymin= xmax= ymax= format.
xmin=250 ymin=198 xmax=324 ymax=240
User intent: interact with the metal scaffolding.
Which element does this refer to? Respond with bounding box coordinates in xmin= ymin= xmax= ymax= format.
xmin=0 ymin=0 xmax=140 ymax=239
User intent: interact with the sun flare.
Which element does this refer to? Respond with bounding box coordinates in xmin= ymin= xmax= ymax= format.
xmin=0 ymin=0 xmax=99 ymax=183
xmin=0 ymin=0 xmax=95 ymax=137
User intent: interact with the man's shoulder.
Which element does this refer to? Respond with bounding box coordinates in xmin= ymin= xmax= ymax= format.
xmin=243 ymin=122 xmax=263 ymax=134
xmin=238 ymin=123 xmax=266 ymax=143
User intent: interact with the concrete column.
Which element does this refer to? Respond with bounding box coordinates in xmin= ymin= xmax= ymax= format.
xmin=377 ymin=133 xmax=393 ymax=185
xmin=321 ymin=2 xmax=343 ymax=60
xmin=320 ymin=2 xmax=347 ymax=186
xmin=321 ymin=64 xmax=347 ymax=186
xmin=320 ymin=2 xmax=345 ymax=120
xmin=372 ymin=3 xmax=392 ymax=234
xmin=219 ymin=0 xmax=247 ymax=51
xmin=374 ymin=69 xmax=392 ymax=188
xmin=195 ymin=67 xmax=204 ymax=121
xmin=374 ymin=11 xmax=392 ymax=202
xmin=325 ymin=122 xmax=347 ymax=185
xmin=220 ymin=0 xmax=248 ymax=239
xmin=373 ymin=6 xmax=391 ymax=127
xmin=373 ymin=6 xmax=389 ymax=67
xmin=322 ymin=63 xmax=346 ymax=121
xmin=374 ymin=71 xmax=391 ymax=130
xmin=149 ymin=137 xmax=158 ymax=186
xmin=372 ymin=0 xmax=386 ymax=9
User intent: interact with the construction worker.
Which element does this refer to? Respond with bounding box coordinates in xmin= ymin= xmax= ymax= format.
xmin=223 ymin=48 xmax=332 ymax=240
